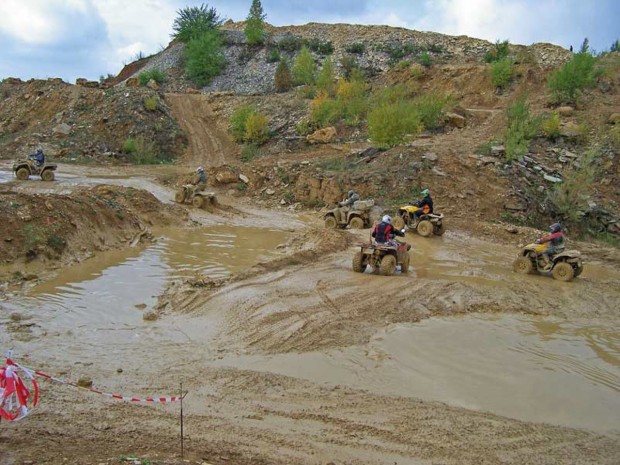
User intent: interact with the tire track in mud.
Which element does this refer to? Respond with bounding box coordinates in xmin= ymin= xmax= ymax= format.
xmin=165 ymin=93 xmax=239 ymax=167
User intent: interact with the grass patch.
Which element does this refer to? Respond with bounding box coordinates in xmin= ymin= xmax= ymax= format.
xmin=138 ymin=69 xmax=165 ymax=86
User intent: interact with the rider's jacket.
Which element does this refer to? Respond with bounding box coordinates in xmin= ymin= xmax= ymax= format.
xmin=415 ymin=195 xmax=433 ymax=214
xmin=372 ymin=222 xmax=404 ymax=243
xmin=539 ymin=231 xmax=565 ymax=247
xmin=339 ymin=192 xmax=359 ymax=207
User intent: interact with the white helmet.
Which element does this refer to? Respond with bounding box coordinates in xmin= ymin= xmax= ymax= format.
xmin=382 ymin=215 xmax=392 ymax=224
xmin=196 ymin=166 xmax=204 ymax=172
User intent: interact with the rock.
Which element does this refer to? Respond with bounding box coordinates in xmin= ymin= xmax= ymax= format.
xmin=306 ymin=126 xmax=337 ymax=144
xmin=215 ymin=170 xmax=238 ymax=184
xmin=239 ymin=174 xmax=250 ymax=184
xmin=116 ymin=368 xmax=123 ymax=373
xmin=608 ymin=222 xmax=620 ymax=234
xmin=557 ymin=106 xmax=574 ymax=116
xmin=423 ymin=152 xmax=438 ymax=162
xmin=608 ymin=113 xmax=620 ymax=125
xmin=480 ymin=156 xmax=496 ymax=165
xmin=505 ymin=226 xmax=519 ymax=234
xmin=143 ymin=309 xmax=159 ymax=321
xmin=563 ymin=150 xmax=578 ymax=158
xmin=125 ymin=77 xmax=139 ymax=87
xmin=280 ymin=199 xmax=286 ymax=205
xmin=75 ymin=78 xmax=99 ymax=88
xmin=53 ymin=122 xmax=71 ymax=136
xmin=431 ymin=167 xmax=446 ymax=176
xmin=544 ymin=174 xmax=562 ymax=183
xmin=186 ymin=88 xmax=200 ymax=94
xmin=559 ymin=122 xmax=583 ymax=138
xmin=491 ymin=145 xmax=505 ymax=156
xmin=445 ymin=112 xmax=466 ymax=128
xmin=77 ymin=377 xmax=93 ymax=388
xmin=146 ymin=79 xmax=159 ymax=90
xmin=265 ymin=189 xmax=275 ymax=195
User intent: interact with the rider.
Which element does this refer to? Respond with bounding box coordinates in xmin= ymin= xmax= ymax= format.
xmin=28 ymin=147 xmax=45 ymax=168
xmin=336 ymin=190 xmax=359 ymax=224
xmin=372 ymin=215 xmax=405 ymax=246
xmin=192 ymin=166 xmax=207 ymax=192
xmin=536 ymin=222 xmax=565 ymax=265
xmin=413 ymin=188 xmax=433 ymax=220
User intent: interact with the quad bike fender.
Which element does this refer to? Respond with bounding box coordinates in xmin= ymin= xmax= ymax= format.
xmin=553 ymin=250 xmax=581 ymax=265
xmin=522 ymin=242 xmax=548 ymax=255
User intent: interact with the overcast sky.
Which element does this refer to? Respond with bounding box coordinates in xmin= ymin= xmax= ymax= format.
xmin=1 ymin=0 xmax=618 ymax=83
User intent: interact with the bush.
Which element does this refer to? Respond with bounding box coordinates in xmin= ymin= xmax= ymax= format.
xmin=143 ymin=96 xmax=158 ymax=111
xmin=295 ymin=119 xmax=312 ymax=136
xmin=277 ymin=34 xmax=303 ymax=52
xmin=484 ymin=40 xmax=510 ymax=63
xmin=339 ymin=55 xmax=359 ymax=79
xmin=266 ymin=47 xmax=280 ymax=63
xmin=417 ymin=51 xmax=432 ymax=67
xmin=310 ymin=92 xmax=339 ymax=127
xmin=305 ymin=38 xmax=334 ymax=55
xmin=138 ymin=69 xmax=165 ymax=86
xmin=368 ymin=102 xmax=423 ymax=147
xmin=292 ymin=46 xmax=316 ymax=85
xmin=184 ymin=29 xmax=226 ymax=86
xmin=541 ymin=113 xmax=561 ymax=140
xmin=504 ymin=95 xmax=539 ymax=160
xmin=345 ymin=43 xmax=365 ymax=54
xmin=229 ymin=106 xmax=270 ymax=145
xmin=171 ymin=3 xmax=222 ymax=43
xmin=244 ymin=0 xmax=266 ymax=46
xmin=547 ymin=52 xmax=598 ymax=103
xmin=490 ymin=57 xmax=514 ymax=89
xmin=413 ymin=91 xmax=451 ymax=130
xmin=122 ymin=137 xmax=164 ymax=164
xmin=122 ymin=138 xmax=138 ymax=153
xmin=274 ymin=58 xmax=292 ymax=92
xmin=316 ymin=57 xmax=335 ymax=96
xmin=241 ymin=143 xmax=261 ymax=162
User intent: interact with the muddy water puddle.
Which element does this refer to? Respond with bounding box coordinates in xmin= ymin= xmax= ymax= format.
xmin=2 ymin=226 xmax=289 ymax=347
xmin=214 ymin=314 xmax=620 ymax=433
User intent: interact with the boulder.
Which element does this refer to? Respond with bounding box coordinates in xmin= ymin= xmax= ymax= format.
xmin=445 ymin=112 xmax=466 ymax=128
xmin=215 ymin=170 xmax=238 ymax=184
xmin=557 ymin=106 xmax=574 ymax=117
xmin=53 ymin=123 xmax=71 ymax=137
xmin=146 ymin=79 xmax=159 ymax=90
xmin=608 ymin=113 xmax=620 ymax=125
xmin=306 ymin=127 xmax=337 ymax=144
xmin=239 ymin=174 xmax=250 ymax=184
xmin=125 ymin=77 xmax=139 ymax=87
xmin=543 ymin=174 xmax=562 ymax=183
xmin=559 ymin=122 xmax=584 ymax=138
xmin=491 ymin=145 xmax=505 ymax=156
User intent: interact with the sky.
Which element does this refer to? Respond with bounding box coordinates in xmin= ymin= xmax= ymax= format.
xmin=0 ymin=0 xmax=618 ymax=82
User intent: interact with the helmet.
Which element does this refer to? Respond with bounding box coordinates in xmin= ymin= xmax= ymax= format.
xmin=196 ymin=166 xmax=204 ymax=172
xmin=421 ymin=188 xmax=430 ymax=196
xmin=549 ymin=223 xmax=562 ymax=233
xmin=382 ymin=215 xmax=392 ymax=224
xmin=348 ymin=190 xmax=355 ymax=197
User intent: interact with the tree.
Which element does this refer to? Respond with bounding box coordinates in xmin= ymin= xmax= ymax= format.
xmin=172 ymin=3 xmax=222 ymax=43
xmin=292 ymin=46 xmax=316 ymax=85
xmin=274 ymin=59 xmax=292 ymax=92
xmin=579 ymin=37 xmax=590 ymax=54
xmin=610 ymin=39 xmax=620 ymax=53
xmin=316 ymin=57 xmax=335 ymax=96
xmin=244 ymin=0 xmax=266 ymax=46
xmin=184 ymin=29 xmax=226 ymax=86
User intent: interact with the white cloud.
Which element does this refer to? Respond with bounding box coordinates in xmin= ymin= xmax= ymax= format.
xmin=0 ymin=0 xmax=79 ymax=44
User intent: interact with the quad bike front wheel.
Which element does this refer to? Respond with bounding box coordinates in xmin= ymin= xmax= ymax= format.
xmin=380 ymin=254 xmax=397 ymax=276
xmin=392 ymin=216 xmax=405 ymax=230
xmin=41 ymin=169 xmax=55 ymax=181
xmin=352 ymin=251 xmax=367 ymax=273
xmin=324 ymin=216 xmax=338 ymax=229
xmin=552 ymin=261 xmax=574 ymax=282
xmin=513 ymin=256 xmax=534 ymax=274
xmin=417 ymin=219 xmax=433 ymax=237
xmin=15 ymin=167 xmax=29 ymax=180
xmin=174 ymin=189 xmax=187 ymax=203
xmin=433 ymin=223 xmax=446 ymax=236
xmin=349 ymin=216 xmax=364 ymax=229
xmin=192 ymin=196 xmax=204 ymax=208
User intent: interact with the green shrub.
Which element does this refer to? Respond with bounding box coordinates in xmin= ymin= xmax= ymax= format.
xmin=298 ymin=84 xmax=317 ymax=99
xmin=417 ymin=51 xmax=432 ymax=67
xmin=339 ymin=55 xmax=359 ymax=79
xmin=230 ymin=106 xmax=255 ymax=142
xmin=277 ymin=34 xmax=303 ymax=52
xmin=490 ymin=57 xmax=514 ymax=89
xmin=292 ymin=46 xmax=316 ymax=85
xmin=122 ymin=137 xmax=164 ymax=164
xmin=368 ymin=102 xmax=423 ymax=147
xmin=229 ymin=106 xmax=270 ymax=144
xmin=310 ymin=93 xmax=339 ymax=127
xmin=138 ymin=69 xmax=165 ymax=86
xmin=171 ymin=3 xmax=222 ymax=43
xmin=295 ymin=119 xmax=312 ymax=136
xmin=396 ymin=60 xmax=412 ymax=70
xmin=610 ymin=39 xmax=620 ymax=53
xmin=184 ymin=29 xmax=226 ymax=86
xmin=274 ymin=58 xmax=292 ymax=92
xmin=305 ymin=38 xmax=334 ymax=55
xmin=547 ymin=52 xmax=598 ymax=103
xmin=413 ymin=91 xmax=451 ymax=130
xmin=122 ymin=138 xmax=138 ymax=153
xmin=244 ymin=0 xmax=266 ymax=46
xmin=345 ymin=43 xmax=365 ymax=54
xmin=484 ymin=40 xmax=510 ymax=63
xmin=503 ymin=95 xmax=539 ymax=160
xmin=266 ymin=47 xmax=280 ymax=63
xmin=541 ymin=113 xmax=561 ymax=140
xmin=241 ymin=143 xmax=261 ymax=162
xmin=316 ymin=57 xmax=335 ymax=96
xmin=143 ymin=96 xmax=158 ymax=111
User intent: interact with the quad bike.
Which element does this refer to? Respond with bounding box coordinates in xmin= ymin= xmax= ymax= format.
xmin=512 ymin=241 xmax=583 ymax=282
xmin=392 ymin=204 xmax=445 ymax=237
xmin=13 ymin=158 xmax=57 ymax=181
xmin=352 ymin=238 xmax=411 ymax=276
xmin=324 ymin=199 xmax=382 ymax=230
xmin=174 ymin=184 xmax=218 ymax=209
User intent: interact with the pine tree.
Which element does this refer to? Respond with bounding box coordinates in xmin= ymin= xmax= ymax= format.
xmin=245 ymin=0 xmax=266 ymax=46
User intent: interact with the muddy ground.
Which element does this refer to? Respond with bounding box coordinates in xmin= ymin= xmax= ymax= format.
xmin=0 ymin=163 xmax=619 ymax=465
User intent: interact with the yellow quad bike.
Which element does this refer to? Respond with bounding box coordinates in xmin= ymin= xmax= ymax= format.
xmin=512 ymin=241 xmax=583 ymax=282
xmin=392 ymin=205 xmax=445 ymax=237
xmin=13 ymin=158 xmax=57 ymax=181
xmin=352 ymin=239 xmax=411 ymax=276
xmin=174 ymin=185 xmax=217 ymax=209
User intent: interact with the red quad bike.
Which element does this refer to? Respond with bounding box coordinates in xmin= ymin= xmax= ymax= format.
xmin=352 ymin=239 xmax=411 ymax=276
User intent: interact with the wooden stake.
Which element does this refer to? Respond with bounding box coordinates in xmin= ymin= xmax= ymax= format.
xmin=180 ymin=382 xmax=184 ymax=459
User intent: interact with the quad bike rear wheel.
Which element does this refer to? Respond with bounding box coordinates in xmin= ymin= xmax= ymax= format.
xmin=192 ymin=196 xmax=204 ymax=208
xmin=513 ymin=256 xmax=534 ymax=274
xmin=175 ymin=189 xmax=187 ymax=203
xmin=552 ymin=261 xmax=574 ymax=282
xmin=380 ymin=254 xmax=397 ymax=276
xmin=349 ymin=216 xmax=364 ymax=229
xmin=324 ymin=216 xmax=337 ymax=229
xmin=15 ymin=167 xmax=29 ymax=180
xmin=433 ymin=223 xmax=445 ymax=236
xmin=41 ymin=169 xmax=55 ymax=181
xmin=417 ymin=220 xmax=433 ymax=237
xmin=352 ymin=251 xmax=367 ymax=273
xmin=392 ymin=216 xmax=405 ymax=230
xmin=401 ymin=253 xmax=410 ymax=274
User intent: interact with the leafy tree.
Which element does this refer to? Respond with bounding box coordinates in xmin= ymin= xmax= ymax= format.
xmin=484 ymin=40 xmax=510 ymax=63
xmin=368 ymin=102 xmax=423 ymax=147
xmin=610 ymin=39 xmax=620 ymax=53
xmin=292 ymin=46 xmax=316 ymax=85
xmin=184 ymin=29 xmax=226 ymax=86
xmin=547 ymin=52 xmax=597 ymax=103
xmin=171 ymin=3 xmax=222 ymax=43
xmin=316 ymin=57 xmax=335 ymax=96
xmin=274 ymin=58 xmax=292 ymax=92
xmin=244 ymin=0 xmax=266 ymax=46
xmin=490 ymin=57 xmax=514 ymax=90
